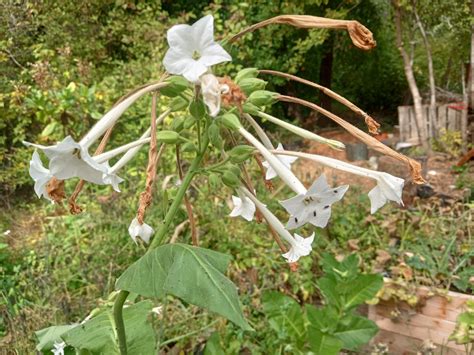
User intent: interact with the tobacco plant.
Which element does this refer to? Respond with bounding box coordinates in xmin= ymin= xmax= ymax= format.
xmin=26 ymin=14 xmax=423 ymax=354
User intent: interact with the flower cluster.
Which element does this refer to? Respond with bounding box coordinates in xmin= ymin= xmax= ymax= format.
xmin=26 ymin=15 xmax=408 ymax=265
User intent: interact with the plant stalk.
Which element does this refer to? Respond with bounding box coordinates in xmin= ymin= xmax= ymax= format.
xmin=113 ymin=290 xmax=130 ymax=355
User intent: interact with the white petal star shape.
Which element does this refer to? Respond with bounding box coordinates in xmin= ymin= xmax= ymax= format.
xmin=163 ymin=15 xmax=232 ymax=83
xmin=262 ymin=143 xmax=298 ymax=180
xmin=128 ymin=218 xmax=154 ymax=244
xmin=282 ymin=233 xmax=315 ymax=263
xmin=229 ymin=194 xmax=256 ymax=221
xmin=280 ymin=174 xmax=349 ymax=229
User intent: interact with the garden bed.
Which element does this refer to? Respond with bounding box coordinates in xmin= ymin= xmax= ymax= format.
xmin=369 ymin=280 xmax=474 ymax=354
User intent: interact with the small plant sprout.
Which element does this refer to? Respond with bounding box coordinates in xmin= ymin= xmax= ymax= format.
xmin=29 ymin=14 xmax=425 ymax=355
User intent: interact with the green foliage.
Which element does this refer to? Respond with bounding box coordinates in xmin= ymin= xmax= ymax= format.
xmin=116 ymin=243 xmax=251 ymax=330
xmin=36 ymin=301 xmax=156 ymax=354
xmin=259 ymin=254 xmax=382 ymax=354
xmin=450 ymin=300 xmax=474 ymax=347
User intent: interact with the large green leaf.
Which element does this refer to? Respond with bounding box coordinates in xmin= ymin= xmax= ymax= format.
xmin=116 ymin=243 xmax=251 ymax=330
xmin=262 ymin=291 xmax=306 ymax=345
xmin=343 ymin=274 xmax=383 ymax=310
xmin=62 ymin=301 xmax=155 ymax=355
xmin=334 ymin=315 xmax=379 ymax=350
xmin=306 ymin=304 xmax=338 ymax=334
xmin=307 ymin=328 xmax=342 ymax=355
xmin=204 ymin=332 xmax=224 ymax=355
xmin=35 ymin=324 xmax=77 ymax=352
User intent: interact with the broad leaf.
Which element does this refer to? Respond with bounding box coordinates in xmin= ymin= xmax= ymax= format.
xmin=317 ymin=275 xmax=341 ymax=309
xmin=306 ymin=304 xmax=338 ymax=334
xmin=307 ymin=328 xmax=342 ymax=355
xmin=36 ymin=324 xmax=77 ymax=352
xmin=116 ymin=243 xmax=251 ymax=330
xmin=62 ymin=301 xmax=155 ymax=355
xmin=262 ymin=291 xmax=306 ymax=345
xmin=343 ymin=274 xmax=383 ymax=310
xmin=334 ymin=315 xmax=379 ymax=350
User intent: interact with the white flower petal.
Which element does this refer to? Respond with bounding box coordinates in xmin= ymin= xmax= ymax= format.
xmin=128 ymin=218 xmax=154 ymax=244
xmin=229 ymin=195 xmax=256 ymax=221
xmin=166 ymin=24 xmax=195 ymax=54
xmin=200 ymin=73 xmax=222 ymax=117
xmin=262 ymin=143 xmax=298 ymax=181
xmin=198 ymin=42 xmax=232 ymax=66
xmin=192 ymin=14 xmax=215 ymax=49
xmin=368 ymin=185 xmax=387 ymax=214
xmin=182 ymin=60 xmax=208 ymax=83
xmin=52 ymin=341 xmax=66 ymax=355
xmin=29 ymin=151 xmax=53 ymax=201
xmin=163 ymin=48 xmax=195 ymax=76
xmin=282 ymin=233 xmax=314 ymax=263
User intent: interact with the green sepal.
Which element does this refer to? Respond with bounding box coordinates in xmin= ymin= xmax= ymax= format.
xmin=219 ymin=113 xmax=241 ymax=130
xmin=238 ymin=78 xmax=267 ymax=95
xmin=247 ymin=90 xmax=278 ymax=107
xmin=161 ymin=76 xmax=190 ymax=97
xmin=228 ymin=145 xmax=254 ymax=163
xmin=235 ymin=68 xmax=259 ymax=84
xmin=190 ymin=99 xmax=206 ymax=119
xmin=170 ymin=96 xmax=189 ymax=112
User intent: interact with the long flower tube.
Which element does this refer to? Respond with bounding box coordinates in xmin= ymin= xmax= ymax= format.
xmin=239 ymin=186 xmax=314 ymax=263
xmin=242 ymin=113 xmax=274 ymax=150
xmin=79 ymin=81 xmax=168 ymax=149
xmin=237 ymin=127 xmax=306 ymax=194
xmin=272 ymin=150 xmax=404 ymax=214
xmin=93 ymin=138 xmax=151 ymax=163
xmin=109 ymin=109 xmax=171 ymax=174
xmin=277 ymin=95 xmax=425 ymax=184
xmin=256 ymin=111 xmax=345 ymax=150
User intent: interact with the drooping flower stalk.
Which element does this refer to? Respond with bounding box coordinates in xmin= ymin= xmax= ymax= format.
xmin=273 ymin=150 xmax=404 ymax=214
xmin=228 ymin=15 xmax=376 ymax=51
xmin=239 ymin=186 xmax=314 ymax=263
xmin=255 ymin=110 xmax=345 ymax=150
xmin=109 ymin=109 xmax=172 ymax=174
xmin=277 ymin=95 xmax=426 ymax=184
xmin=259 ymin=69 xmax=380 ymax=134
xmin=238 ymin=127 xmax=306 ymax=194
xmin=80 ymin=82 xmax=168 ymax=149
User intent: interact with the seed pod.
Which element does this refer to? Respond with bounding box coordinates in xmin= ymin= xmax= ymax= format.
xmin=228 ymin=145 xmax=254 ymax=163
xmin=239 ymin=78 xmax=267 ymax=95
xmin=172 ymin=116 xmax=185 ymax=132
xmin=170 ymin=96 xmax=189 ymax=112
xmin=156 ymin=130 xmax=181 ymax=144
xmin=183 ymin=116 xmax=196 ymax=129
xmin=208 ymin=123 xmax=222 ymax=149
xmin=228 ymin=164 xmax=241 ymax=178
xmin=242 ymin=102 xmax=259 ymax=115
xmin=161 ymin=76 xmax=190 ymax=97
xmin=235 ymin=68 xmax=259 ymax=84
xmin=208 ymin=173 xmax=220 ymax=189
xmin=248 ymin=90 xmax=279 ymax=107
xmin=219 ymin=113 xmax=242 ymax=130
xmin=222 ymin=171 xmax=240 ymax=188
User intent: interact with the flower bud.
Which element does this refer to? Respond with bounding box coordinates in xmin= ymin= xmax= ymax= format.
xmin=190 ymin=100 xmax=206 ymax=119
xmin=222 ymin=171 xmax=240 ymax=188
xmin=156 ymin=130 xmax=182 ymax=144
xmin=235 ymin=68 xmax=259 ymax=84
xmin=242 ymin=102 xmax=259 ymax=115
xmin=228 ymin=145 xmax=254 ymax=163
xmin=228 ymin=164 xmax=241 ymax=178
xmin=161 ymin=76 xmax=190 ymax=97
xmin=208 ymin=173 xmax=220 ymax=189
xmin=182 ymin=142 xmax=197 ymax=152
xmin=247 ymin=90 xmax=278 ymax=107
xmin=170 ymin=96 xmax=189 ymax=112
xmin=208 ymin=123 xmax=222 ymax=149
xmin=239 ymin=78 xmax=267 ymax=95
xmin=219 ymin=113 xmax=242 ymax=130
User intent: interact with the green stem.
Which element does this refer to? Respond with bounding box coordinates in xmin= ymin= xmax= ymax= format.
xmin=115 ymin=120 xmax=209 ymax=353
xmin=113 ymin=290 xmax=129 ymax=355
xmin=149 ymin=128 xmax=209 ymax=250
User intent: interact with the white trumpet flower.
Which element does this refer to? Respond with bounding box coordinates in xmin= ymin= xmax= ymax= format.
xmin=280 ymin=174 xmax=349 ymax=229
xmin=240 ymin=187 xmax=314 ymax=263
xmin=238 ymin=127 xmax=306 ymax=194
xmin=128 ymin=218 xmax=154 ymax=244
xmin=273 ymin=150 xmax=404 ymax=214
xmin=262 ymin=143 xmax=298 ymax=180
xmin=257 ymin=111 xmax=345 ymax=150
xmin=163 ymin=15 xmax=231 ymax=83
xmin=229 ymin=192 xmax=256 ymax=221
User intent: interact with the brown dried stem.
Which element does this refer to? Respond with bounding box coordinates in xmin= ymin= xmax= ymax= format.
xmin=229 ymin=15 xmax=376 ymax=51
xmin=137 ymin=93 xmax=164 ymax=224
xmin=176 ymin=147 xmax=199 ymax=246
xmin=278 ymin=95 xmax=426 ymax=184
xmin=259 ymin=69 xmax=380 ymax=134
